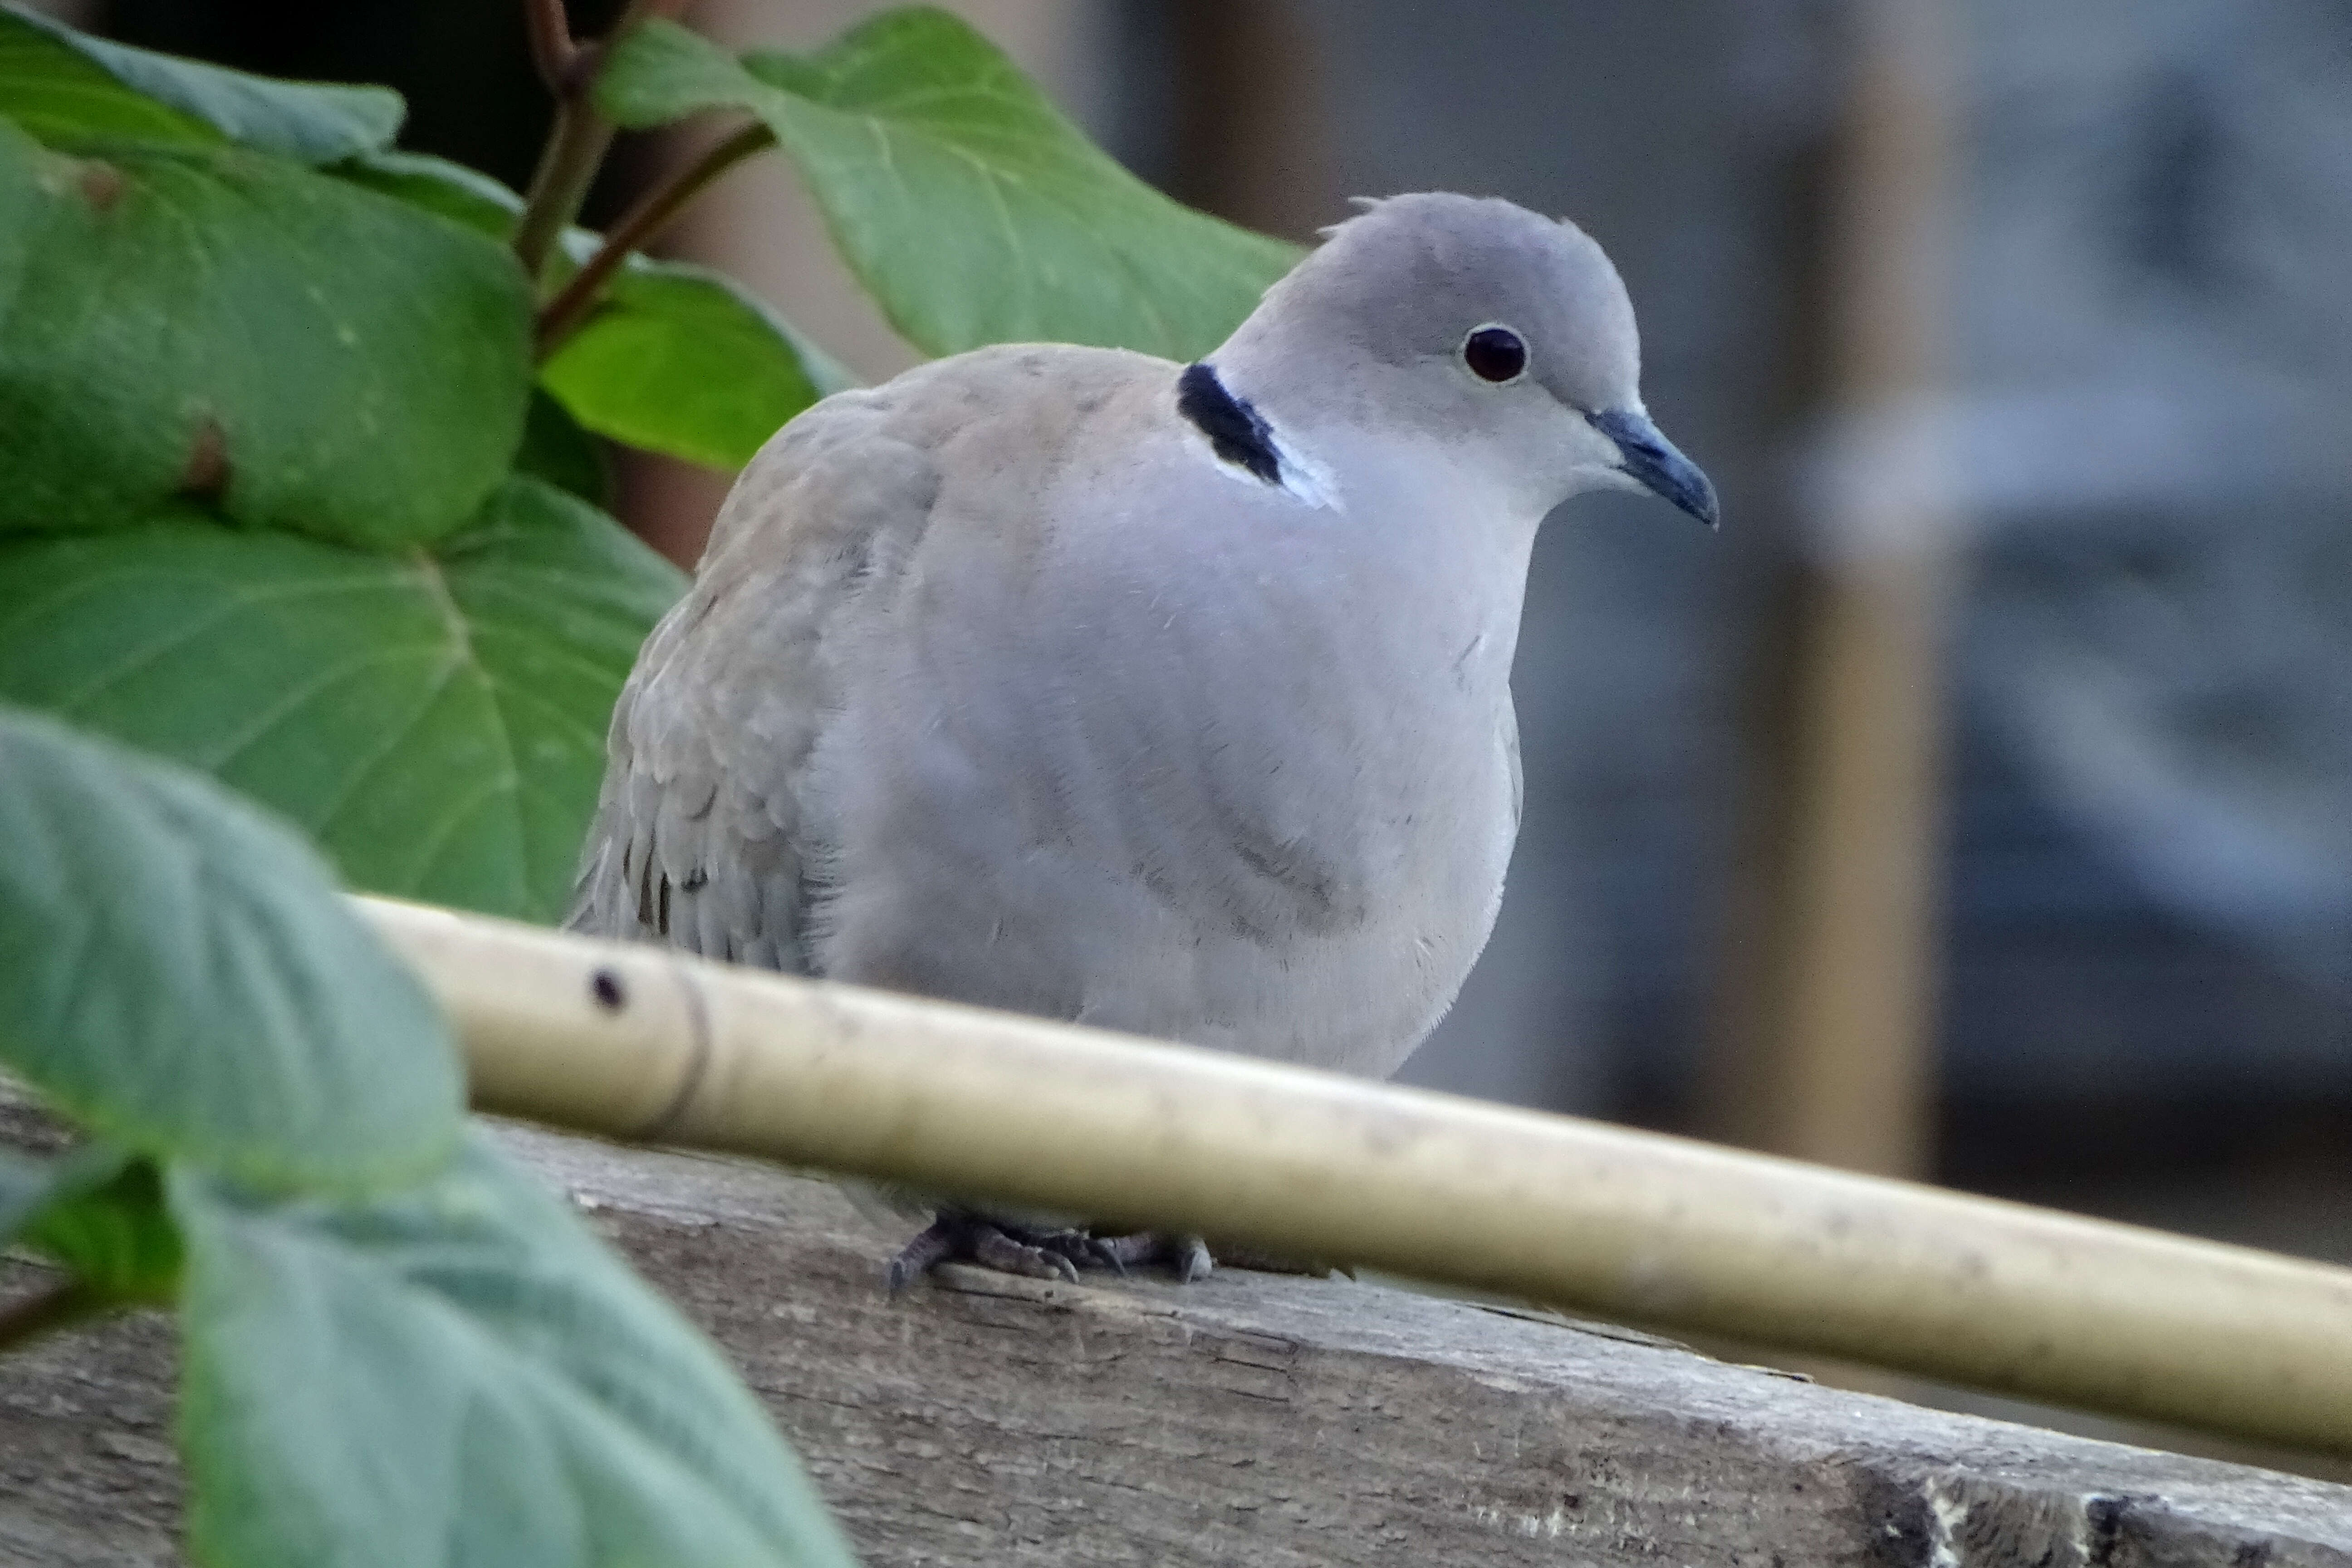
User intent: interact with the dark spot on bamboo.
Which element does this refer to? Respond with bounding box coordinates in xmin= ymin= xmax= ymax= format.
xmin=590 ymin=968 xmax=627 ymax=1011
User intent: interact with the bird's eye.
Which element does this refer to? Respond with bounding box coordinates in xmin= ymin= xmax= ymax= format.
xmin=1462 ymin=325 xmax=1527 ymax=383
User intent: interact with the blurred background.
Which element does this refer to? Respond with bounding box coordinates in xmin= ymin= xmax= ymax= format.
xmin=39 ymin=0 xmax=2352 ymax=1459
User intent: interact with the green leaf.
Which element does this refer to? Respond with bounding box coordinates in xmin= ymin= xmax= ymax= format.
xmin=22 ymin=1147 xmax=181 ymax=1304
xmin=543 ymin=258 xmax=853 ymax=469
xmin=0 ymin=1143 xmax=66 ymax=1247
xmin=0 ymin=7 xmax=214 ymax=149
xmin=339 ymin=147 xmax=848 ymax=468
xmin=596 ymin=10 xmax=1301 ymax=361
xmin=517 ymin=388 xmax=614 ymax=507
xmin=333 ymin=147 xmax=520 ymax=235
xmin=0 ymin=5 xmax=402 ymax=163
xmin=0 ymin=478 xmax=686 ymax=924
xmin=0 ymin=709 xmax=463 ymax=1191
xmin=0 ymin=1143 xmax=168 ymax=1350
xmin=173 ymin=1134 xmax=858 ymax=1568
xmin=0 ymin=121 xmax=531 ymax=547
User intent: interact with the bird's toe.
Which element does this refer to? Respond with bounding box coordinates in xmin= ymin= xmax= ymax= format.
xmin=888 ymin=1214 xmax=1216 ymax=1291
xmin=1173 ymin=1235 xmax=1215 ymax=1283
xmin=884 ymin=1215 xmax=963 ymax=1295
xmin=973 ymin=1226 xmax=1083 ymax=1283
xmin=1092 ymin=1230 xmax=1215 ymax=1282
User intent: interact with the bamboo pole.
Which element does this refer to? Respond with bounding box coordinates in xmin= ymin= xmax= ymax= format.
xmin=359 ymin=894 xmax=2352 ymax=1457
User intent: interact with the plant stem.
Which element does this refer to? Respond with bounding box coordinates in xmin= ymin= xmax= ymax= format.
xmin=0 ymin=1278 xmax=101 ymax=1356
xmin=513 ymin=97 xmax=612 ymax=288
xmin=534 ymin=120 xmax=776 ymax=358
xmin=510 ymin=0 xmax=696 ymax=291
xmin=521 ymin=0 xmax=575 ymax=87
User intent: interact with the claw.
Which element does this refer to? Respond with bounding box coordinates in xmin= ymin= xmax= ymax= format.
xmin=887 ymin=1214 xmax=1216 ymax=1292
xmin=1092 ymin=1230 xmax=1215 ymax=1282
xmin=975 ymin=1227 xmax=1081 ymax=1282
xmin=885 ymin=1215 xmax=963 ymax=1295
xmin=1173 ymin=1235 xmax=1215 ymax=1283
xmin=1025 ymin=1228 xmax=1128 ymax=1276
xmin=888 ymin=1211 xmax=1085 ymax=1290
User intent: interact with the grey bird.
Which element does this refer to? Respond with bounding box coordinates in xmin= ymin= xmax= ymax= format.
xmin=567 ymin=192 xmax=1716 ymax=1286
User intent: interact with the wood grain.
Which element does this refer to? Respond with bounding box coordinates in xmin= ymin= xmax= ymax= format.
xmin=3 ymin=1108 xmax=2348 ymax=1565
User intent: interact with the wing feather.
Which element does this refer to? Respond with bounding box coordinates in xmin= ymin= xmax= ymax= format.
xmin=564 ymin=387 xmax=943 ymax=970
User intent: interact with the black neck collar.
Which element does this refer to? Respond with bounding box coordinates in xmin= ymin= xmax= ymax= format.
xmin=1176 ymin=362 xmax=1282 ymax=486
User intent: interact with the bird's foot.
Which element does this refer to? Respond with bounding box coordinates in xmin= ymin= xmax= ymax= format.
xmin=886 ymin=1214 xmax=1212 ymax=1292
xmin=1089 ymin=1230 xmax=1215 ymax=1283
xmin=883 ymin=1212 xmax=1109 ymax=1293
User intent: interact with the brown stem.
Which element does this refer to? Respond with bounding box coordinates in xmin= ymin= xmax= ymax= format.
xmin=510 ymin=0 xmax=693 ymax=289
xmin=512 ymin=94 xmax=616 ymax=287
xmin=522 ymin=0 xmax=576 ymax=89
xmin=0 ymin=1278 xmax=101 ymax=1356
xmin=534 ymin=120 xmax=776 ymax=358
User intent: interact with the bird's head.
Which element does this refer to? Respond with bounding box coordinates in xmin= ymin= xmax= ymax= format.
xmin=1211 ymin=192 xmax=1718 ymax=529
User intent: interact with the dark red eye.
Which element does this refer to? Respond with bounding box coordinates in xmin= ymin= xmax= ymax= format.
xmin=1463 ymin=325 xmax=1526 ymax=382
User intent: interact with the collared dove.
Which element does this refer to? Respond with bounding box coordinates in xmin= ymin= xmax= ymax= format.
xmin=568 ymin=192 xmax=1716 ymax=1286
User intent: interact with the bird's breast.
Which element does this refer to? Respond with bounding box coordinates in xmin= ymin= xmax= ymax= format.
xmin=809 ymin=430 xmax=1531 ymax=1075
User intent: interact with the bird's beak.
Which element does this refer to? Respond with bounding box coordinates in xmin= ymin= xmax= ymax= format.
xmin=1589 ymin=407 xmax=1719 ymax=529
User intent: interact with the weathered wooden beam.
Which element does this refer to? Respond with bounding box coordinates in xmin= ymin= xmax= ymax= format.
xmin=4 ymin=1114 xmax=2348 ymax=1565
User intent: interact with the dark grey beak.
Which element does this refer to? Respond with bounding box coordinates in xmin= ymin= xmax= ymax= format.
xmin=1590 ymin=407 xmax=1719 ymax=529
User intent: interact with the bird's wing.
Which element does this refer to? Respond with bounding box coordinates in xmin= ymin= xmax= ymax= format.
xmin=566 ymin=344 xmax=1169 ymax=971
xmin=564 ymin=381 xmax=947 ymax=970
